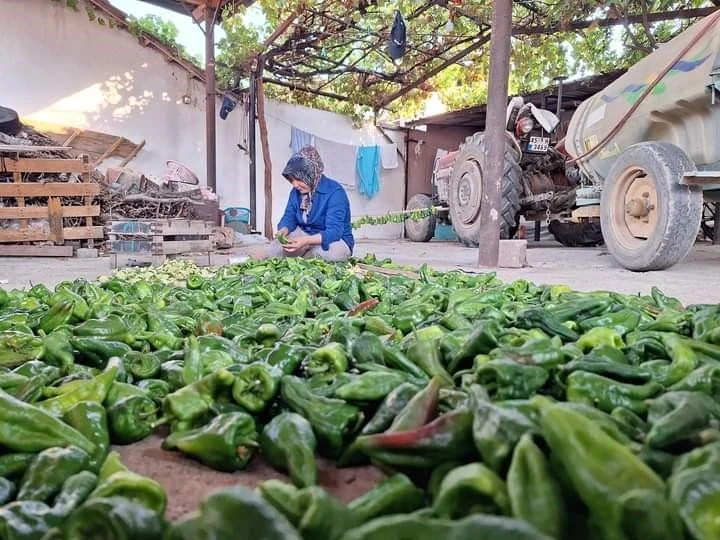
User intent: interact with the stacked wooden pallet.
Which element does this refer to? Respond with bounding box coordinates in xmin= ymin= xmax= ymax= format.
xmin=105 ymin=218 xmax=215 ymax=268
xmin=0 ymin=152 xmax=103 ymax=257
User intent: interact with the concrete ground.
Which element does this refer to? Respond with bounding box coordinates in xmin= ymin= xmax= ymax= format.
xmin=2 ymin=239 xmax=718 ymax=517
xmin=2 ymin=238 xmax=719 ymax=305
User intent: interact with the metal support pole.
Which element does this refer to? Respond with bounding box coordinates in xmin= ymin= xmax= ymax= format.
xmin=204 ymin=6 xmax=217 ymax=193
xmin=248 ymin=69 xmax=258 ymax=231
xmin=554 ymin=76 xmax=567 ymax=119
xmin=713 ymin=202 xmax=720 ymax=245
xmin=478 ymin=0 xmax=513 ymax=268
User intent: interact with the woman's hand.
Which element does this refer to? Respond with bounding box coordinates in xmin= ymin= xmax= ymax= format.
xmin=282 ymin=236 xmax=308 ymax=254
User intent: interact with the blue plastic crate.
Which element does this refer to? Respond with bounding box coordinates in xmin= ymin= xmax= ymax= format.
xmin=434 ymin=223 xmax=457 ymax=241
xmin=224 ymin=207 xmax=251 ymax=224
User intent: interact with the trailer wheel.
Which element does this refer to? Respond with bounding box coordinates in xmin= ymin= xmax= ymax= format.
xmin=448 ymin=132 xmax=522 ymax=247
xmin=600 ymin=141 xmax=702 ymax=271
xmin=404 ymin=193 xmax=436 ymax=242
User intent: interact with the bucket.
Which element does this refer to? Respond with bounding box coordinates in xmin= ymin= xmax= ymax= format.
xmin=163 ymin=160 xmax=199 ymax=185
xmin=224 ymin=207 xmax=251 ymax=224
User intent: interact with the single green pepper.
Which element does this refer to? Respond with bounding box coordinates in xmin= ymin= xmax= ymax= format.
xmin=672 ymin=441 xmax=720 ymax=475
xmin=232 ymin=362 xmax=281 ymax=413
xmin=40 ymin=331 xmax=75 ymax=373
xmin=406 ymin=339 xmax=453 ymax=386
xmin=137 ymin=378 xmax=171 ymax=404
xmin=0 ymin=478 xmax=16 ymax=505
xmin=610 ymin=407 xmax=649 ymax=442
xmin=162 ymin=412 xmax=258 ymax=472
xmin=164 ymin=486 xmax=300 ymax=540
xmin=382 ymin=347 xmax=428 ymax=380
xmin=334 ymin=371 xmax=409 ymax=402
xmin=69 ymin=337 xmax=131 ymax=368
xmin=507 ymin=433 xmax=567 ymax=538
xmin=657 ymin=333 xmax=699 ymax=386
xmin=348 ymin=473 xmax=424 ymax=523
xmin=566 ymin=371 xmax=663 ymax=415
xmin=515 ymin=308 xmax=578 ymax=342
xmin=160 ymin=368 xmax=235 ymax=431
xmin=260 ymin=412 xmax=317 ymax=488
xmin=264 ymin=343 xmax=310 ymax=375
xmin=34 ymin=300 xmax=74 ymax=334
xmin=294 ymin=486 xmax=359 ymax=540
xmin=37 ymin=359 xmax=119 ymax=417
xmin=281 ymin=375 xmax=363 ymax=457
xmin=17 ymin=446 xmax=90 ymax=502
xmin=669 ymin=464 xmax=720 ymax=540
xmin=578 ymin=308 xmax=641 ymax=336
xmin=669 ymin=364 xmax=720 ymax=399
xmin=72 ymin=315 xmax=135 ymax=346
xmin=0 ymin=388 xmax=96 ymax=455
xmin=182 ymin=335 xmax=202 ymax=386
xmin=257 ymin=479 xmax=304 ymax=526
xmin=0 ymin=331 xmax=45 ymax=368
xmin=559 ymin=358 xmax=651 ymax=384
xmin=646 ymin=391 xmax=719 ymax=450
xmin=124 ymin=351 xmax=161 ymax=380
xmin=360 ymin=383 xmax=420 ymax=436
xmin=89 ymin=471 xmax=167 ymax=515
xmin=532 ymin=396 xmax=664 ymax=532
xmin=0 ymin=500 xmax=58 ymax=540
xmin=475 ymin=359 xmax=549 ymax=400
xmin=471 ymin=386 xmax=536 ymax=474
xmin=0 ymin=453 xmax=35 ymax=479
xmin=63 ymin=496 xmax=166 ymax=539
xmin=447 ymin=320 xmax=501 ymax=373
xmin=63 ymin=401 xmax=109 ymax=472
xmin=51 ymin=470 xmax=98 ymax=518
xmin=107 ymin=394 xmax=158 ymax=445
xmin=433 ymin=462 xmax=510 ymax=519
xmin=576 ymin=326 xmax=624 ymax=353
xmin=306 ymin=342 xmax=348 ymax=376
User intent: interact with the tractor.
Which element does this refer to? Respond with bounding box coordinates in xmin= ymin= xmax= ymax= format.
xmin=406 ymin=11 xmax=720 ymax=271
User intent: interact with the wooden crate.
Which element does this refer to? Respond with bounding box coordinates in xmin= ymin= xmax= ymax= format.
xmin=106 ymin=218 xmax=215 ymax=268
xmin=0 ymin=154 xmax=102 ymax=254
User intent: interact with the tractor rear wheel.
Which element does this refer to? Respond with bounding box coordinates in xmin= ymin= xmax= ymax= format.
xmin=448 ymin=132 xmax=522 ymax=247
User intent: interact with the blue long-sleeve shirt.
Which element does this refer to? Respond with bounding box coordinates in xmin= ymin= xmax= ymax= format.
xmin=277 ymin=175 xmax=355 ymax=253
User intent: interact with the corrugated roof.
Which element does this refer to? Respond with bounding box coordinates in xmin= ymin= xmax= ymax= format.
xmin=408 ymin=69 xmax=627 ymax=128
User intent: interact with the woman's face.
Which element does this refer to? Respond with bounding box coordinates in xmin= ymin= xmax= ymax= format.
xmin=291 ymin=178 xmax=312 ymax=194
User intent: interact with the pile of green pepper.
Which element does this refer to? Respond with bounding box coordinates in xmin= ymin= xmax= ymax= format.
xmin=0 ymin=255 xmax=719 ymax=538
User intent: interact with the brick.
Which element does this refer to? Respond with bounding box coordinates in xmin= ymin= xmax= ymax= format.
xmin=498 ymin=239 xmax=527 ymax=268
xmin=75 ymin=248 xmax=99 ymax=259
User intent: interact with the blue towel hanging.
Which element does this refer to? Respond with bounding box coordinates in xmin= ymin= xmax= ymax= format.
xmin=356 ymin=145 xmax=380 ymax=198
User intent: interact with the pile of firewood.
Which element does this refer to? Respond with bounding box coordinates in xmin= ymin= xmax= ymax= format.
xmin=99 ymin=185 xmax=200 ymax=221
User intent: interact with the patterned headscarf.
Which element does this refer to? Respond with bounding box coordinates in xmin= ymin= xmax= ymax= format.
xmin=282 ymin=146 xmax=325 ymax=213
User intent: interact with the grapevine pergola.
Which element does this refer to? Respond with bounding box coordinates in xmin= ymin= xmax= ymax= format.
xmin=231 ymin=1 xmax=719 ymax=110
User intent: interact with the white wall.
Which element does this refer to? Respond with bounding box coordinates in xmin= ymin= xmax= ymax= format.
xmin=0 ymin=0 xmax=405 ymax=239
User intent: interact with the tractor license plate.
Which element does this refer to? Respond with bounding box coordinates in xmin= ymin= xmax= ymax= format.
xmin=528 ymin=136 xmax=550 ymax=153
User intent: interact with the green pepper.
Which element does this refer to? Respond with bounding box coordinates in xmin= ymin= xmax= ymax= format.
xmin=89 ymin=470 xmax=167 ymax=515
xmin=515 ymin=308 xmax=579 ymax=342
xmin=37 ymin=359 xmax=119 ymax=417
xmin=646 ymin=391 xmax=719 ymax=450
xmin=651 ymin=286 xmax=683 ymax=310
xmin=163 ymin=412 xmax=258 ymax=472
xmin=260 ymin=413 xmax=317 ymax=488
xmin=475 ymin=359 xmax=549 ymax=400
xmin=334 ymin=371 xmax=409 ymax=402
xmin=566 ymin=371 xmax=663 ymax=415
xmin=576 ymin=326 xmax=624 ymax=353
xmin=433 ymin=462 xmax=510 ymax=519
xmin=341 ymin=513 xmax=552 ymax=540
xmin=294 ymin=486 xmax=359 ymax=540
xmin=360 ymin=382 xmax=420 ymax=435
xmin=182 ymin=335 xmax=202 ymax=385
xmin=107 ymin=394 xmax=158 ymax=445
xmin=69 ymin=337 xmax=131 ymax=368
xmin=63 ymin=496 xmax=166 ymax=539
xmin=160 ymin=368 xmax=236 ymax=431
xmin=0 ymin=478 xmax=15 ymax=505
xmin=137 ymin=378 xmax=171 ymax=404
xmin=232 ymin=362 xmax=281 ymax=413
xmin=0 ymin=388 xmax=96 ymax=455
xmin=489 ymin=337 xmax=568 ymax=369
xmin=124 ymin=351 xmax=161 ymax=380
xmin=0 ymin=500 xmax=59 ymax=540
xmin=306 ymin=342 xmax=348 ymax=376
xmin=281 ymin=375 xmax=363 ymax=457
xmin=40 ymin=331 xmax=75 ymax=373
xmin=0 ymin=331 xmax=45 ymax=368
xmin=672 ymin=441 xmax=720 ymax=475
xmin=507 ymin=433 xmax=567 ymax=538
xmin=0 ymin=453 xmax=35 ymax=479
xmin=34 ymin=300 xmax=74 ymax=334
xmin=264 ymin=343 xmax=311 ymax=375
xmin=17 ymin=445 xmax=90 ymax=502
xmin=447 ymin=320 xmax=501 ymax=373
xmin=578 ymin=307 xmax=641 ymax=336
xmin=256 ymin=323 xmax=282 ymax=347
xmin=610 ymin=407 xmax=649 ymax=442
xmin=546 ymin=295 xmax=613 ymax=322
xmin=159 ymin=360 xmax=185 ymax=391
xmin=350 ymin=333 xmax=387 ymax=365
xmin=353 ymin=408 xmax=475 ymax=469
xmin=348 ymin=473 xmax=424 ymax=523
xmin=559 ymin=358 xmax=651 ymax=384
xmin=406 ymin=339 xmax=453 ymax=386
xmin=363 ymin=316 xmax=398 ymax=336
xmin=669 ymin=364 xmax=720 ymax=399
xmin=63 ymin=401 xmax=110 ymax=472
xmin=470 ymin=386 xmax=536 ymax=474
xmin=257 ymin=479 xmax=304 ymax=526
xmin=656 ymin=333 xmax=699 ymax=386
xmin=532 ymin=396 xmax=664 ymax=532
xmin=164 ymin=486 xmax=300 ymax=540
xmin=669 ymin=464 xmax=720 ymax=540
xmin=382 ymin=347 xmax=428 ymax=380
xmin=49 ymin=287 xmax=90 ymax=321
xmin=73 ymin=315 xmax=135 ymax=346
xmin=51 ymin=470 xmax=98 ymax=518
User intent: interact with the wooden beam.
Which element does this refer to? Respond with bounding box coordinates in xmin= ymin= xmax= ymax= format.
xmin=0 ymin=145 xmax=73 ymax=153
xmin=256 ymin=57 xmax=274 ymax=241
xmin=62 ymin=128 xmax=82 ymax=147
xmin=48 ymin=197 xmax=64 ymax=244
xmin=93 ymin=137 xmax=124 ymax=168
xmin=0 ymin=226 xmax=103 ymax=243
xmin=0 ymin=245 xmax=73 ymax=257
xmin=118 ymin=140 xmax=146 ymax=168
xmin=0 ymin=205 xmax=100 ymax=219
xmin=0 ymin=158 xmax=92 ymax=174
xmin=0 ymin=183 xmax=101 ymax=197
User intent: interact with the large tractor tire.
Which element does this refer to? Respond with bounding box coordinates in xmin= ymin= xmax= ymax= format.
xmin=404 ymin=193 xmax=436 ymax=242
xmin=600 ymin=141 xmax=702 ymax=271
xmin=448 ymin=132 xmax=522 ymax=247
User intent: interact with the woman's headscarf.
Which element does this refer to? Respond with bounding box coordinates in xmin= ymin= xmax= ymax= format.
xmin=282 ymin=146 xmax=325 ymax=214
